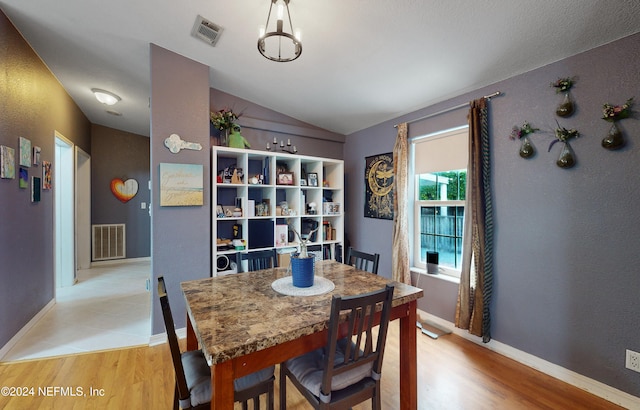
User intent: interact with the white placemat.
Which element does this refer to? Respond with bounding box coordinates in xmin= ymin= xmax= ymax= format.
xmin=271 ymin=276 xmax=335 ymax=296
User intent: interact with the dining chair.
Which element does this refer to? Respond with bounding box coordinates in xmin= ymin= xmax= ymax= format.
xmin=238 ymin=249 xmax=279 ymax=272
xmin=279 ymin=284 xmax=395 ymax=410
xmin=345 ymin=247 xmax=380 ymax=275
xmin=157 ymin=276 xmax=275 ymax=410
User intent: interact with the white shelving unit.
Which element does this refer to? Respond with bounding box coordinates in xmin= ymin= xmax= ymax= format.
xmin=212 ymin=146 xmax=344 ymax=276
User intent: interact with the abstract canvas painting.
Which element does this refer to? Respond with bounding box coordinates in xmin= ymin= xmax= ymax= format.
xmin=32 ymin=176 xmax=41 ymax=202
xmin=42 ymin=161 xmax=52 ymax=189
xmin=19 ymin=137 xmax=31 ymax=167
xmin=1 ymin=145 xmax=15 ymax=179
xmin=19 ymin=167 xmax=28 ymax=189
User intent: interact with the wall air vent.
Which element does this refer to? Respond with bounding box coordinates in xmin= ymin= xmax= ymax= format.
xmin=191 ymin=15 xmax=223 ymax=46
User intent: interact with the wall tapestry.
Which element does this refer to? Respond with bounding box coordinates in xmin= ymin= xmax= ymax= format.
xmin=364 ymin=152 xmax=394 ymax=220
xmin=159 ymin=163 xmax=203 ymax=207
xmin=111 ymin=178 xmax=138 ymax=203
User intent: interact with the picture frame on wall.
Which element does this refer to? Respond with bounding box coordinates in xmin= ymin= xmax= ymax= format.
xmin=307 ymin=172 xmax=318 ymax=187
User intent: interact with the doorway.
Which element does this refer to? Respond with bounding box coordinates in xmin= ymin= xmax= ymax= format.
xmin=54 ymin=132 xmax=75 ymax=288
xmin=75 ymin=147 xmax=91 ymax=271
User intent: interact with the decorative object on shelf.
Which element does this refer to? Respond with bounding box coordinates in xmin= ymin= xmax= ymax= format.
xmin=159 ymin=163 xmax=204 ymax=206
xmin=266 ymin=137 xmax=297 ymax=154
xmin=228 ymin=124 xmax=251 ymax=149
xmin=210 ymin=108 xmax=240 ymax=146
xmin=277 ymin=172 xmax=294 ymax=185
xmin=323 ymin=202 xmax=340 ymax=215
xmin=549 ymin=122 xmax=579 ymax=169
xmin=364 ymin=153 xmax=394 ymax=220
xmin=601 ymin=97 xmax=633 ymax=150
xmin=164 ymin=133 xmax=202 ymax=153
xmin=307 ymin=172 xmax=318 ymax=186
xmin=509 ymin=121 xmax=539 ymax=158
xmin=551 ymin=77 xmax=575 ymax=117
xmin=258 ymin=0 xmax=302 ymax=63
xmin=110 ymin=177 xmax=138 ymax=203
xmin=288 ymin=222 xmax=320 ymax=287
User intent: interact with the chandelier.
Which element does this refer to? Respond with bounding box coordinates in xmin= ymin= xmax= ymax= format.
xmin=258 ymin=0 xmax=302 ymax=62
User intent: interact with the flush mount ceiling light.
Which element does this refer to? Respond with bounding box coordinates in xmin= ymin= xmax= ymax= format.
xmin=258 ymin=0 xmax=302 ymax=62
xmin=92 ymin=88 xmax=121 ymax=105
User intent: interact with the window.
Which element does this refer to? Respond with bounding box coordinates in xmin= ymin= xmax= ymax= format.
xmin=412 ymin=126 xmax=468 ymax=278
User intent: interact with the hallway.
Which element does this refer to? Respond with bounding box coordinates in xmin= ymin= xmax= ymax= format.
xmin=2 ymin=260 xmax=150 ymax=362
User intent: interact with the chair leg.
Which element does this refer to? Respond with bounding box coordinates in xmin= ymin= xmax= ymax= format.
xmin=279 ymin=365 xmax=287 ymax=410
xmin=242 ymin=400 xmax=248 ymax=410
xmin=373 ymin=384 xmax=381 ymax=410
xmin=268 ymin=379 xmax=274 ymax=410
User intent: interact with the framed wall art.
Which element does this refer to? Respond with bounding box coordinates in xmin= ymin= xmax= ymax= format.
xmin=1 ymin=145 xmax=15 ymax=179
xmin=364 ymin=152 xmax=394 ymax=220
xmin=19 ymin=137 xmax=31 ymax=167
xmin=159 ymin=163 xmax=204 ymax=206
xmin=19 ymin=167 xmax=28 ymax=189
xmin=42 ymin=161 xmax=52 ymax=189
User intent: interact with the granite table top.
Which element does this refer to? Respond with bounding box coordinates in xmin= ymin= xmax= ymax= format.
xmin=181 ymin=259 xmax=423 ymax=365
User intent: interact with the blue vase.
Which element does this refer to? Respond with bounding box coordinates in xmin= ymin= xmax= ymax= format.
xmin=291 ymin=256 xmax=314 ymax=287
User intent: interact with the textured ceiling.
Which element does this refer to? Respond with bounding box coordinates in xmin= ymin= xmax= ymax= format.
xmin=1 ymin=0 xmax=639 ymax=137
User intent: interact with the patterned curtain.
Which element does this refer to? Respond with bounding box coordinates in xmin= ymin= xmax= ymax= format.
xmin=392 ymin=123 xmax=411 ymax=284
xmin=455 ymin=98 xmax=494 ymax=343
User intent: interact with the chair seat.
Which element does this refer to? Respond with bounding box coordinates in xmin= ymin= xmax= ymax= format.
xmin=182 ymin=350 xmax=275 ymax=407
xmin=284 ymin=340 xmax=373 ymax=398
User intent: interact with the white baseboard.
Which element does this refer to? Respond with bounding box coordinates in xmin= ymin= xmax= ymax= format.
xmin=0 ymin=299 xmax=56 ymax=360
xmin=418 ymin=311 xmax=640 ymax=409
xmin=149 ymin=328 xmax=186 ymax=346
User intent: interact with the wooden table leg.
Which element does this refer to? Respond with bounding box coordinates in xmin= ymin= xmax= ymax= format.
xmin=212 ymin=361 xmax=234 ymax=409
xmin=186 ymin=315 xmax=198 ymax=351
xmin=399 ymin=300 xmax=418 ymax=410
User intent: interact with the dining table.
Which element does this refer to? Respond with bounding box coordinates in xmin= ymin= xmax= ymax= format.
xmin=181 ymin=259 xmax=424 ymax=409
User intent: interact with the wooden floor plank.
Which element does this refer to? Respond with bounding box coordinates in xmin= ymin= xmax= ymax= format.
xmin=0 ymin=322 xmax=626 ymax=409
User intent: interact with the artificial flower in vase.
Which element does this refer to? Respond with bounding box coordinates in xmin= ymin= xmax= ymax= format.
xmin=210 ymin=108 xmax=239 ymax=147
xmin=601 ymin=98 xmax=633 ymax=150
xmin=551 ymin=77 xmax=575 ymax=118
xmin=288 ymin=223 xmax=320 ymax=288
xmin=549 ymin=121 xmax=579 ymax=169
xmin=509 ymin=121 xmax=539 ymax=158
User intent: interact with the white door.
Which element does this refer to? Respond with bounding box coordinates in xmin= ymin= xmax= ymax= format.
xmin=55 ymin=132 xmax=75 ymax=288
xmin=76 ymin=147 xmax=91 ymax=271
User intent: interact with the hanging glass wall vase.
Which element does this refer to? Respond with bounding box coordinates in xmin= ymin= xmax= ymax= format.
xmin=556 ymin=142 xmax=576 ymax=168
xmin=519 ymin=135 xmax=535 ymax=158
xmin=601 ymin=122 xmax=625 ymax=150
xmin=556 ymin=92 xmax=574 ymax=117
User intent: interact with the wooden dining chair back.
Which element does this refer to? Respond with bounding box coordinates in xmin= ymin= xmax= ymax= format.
xmin=279 ymin=284 xmax=395 ymax=409
xmin=158 ymin=276 xmax=275 ymax=410
xmin=239 ymin=249 xmax=278 ymax=272
xmin=345 ymin=247 xmax=380 ymax=275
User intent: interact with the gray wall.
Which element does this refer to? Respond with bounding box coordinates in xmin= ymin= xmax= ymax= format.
xmin=149 ymin=44 xmax=212 ymax=334
xmin=345 ymin=32 xmax=640 ymax=397
xmin=0 ymin=10 xmax=91 ymax=349
xmin=91 ymin=124 xmax=150 ymax=258
xmin=210 ymin=89 xmax=344 ymax=160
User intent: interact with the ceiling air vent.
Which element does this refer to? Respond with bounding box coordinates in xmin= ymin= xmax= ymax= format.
xmin=191 ymin=15 xmax=223 ymax=46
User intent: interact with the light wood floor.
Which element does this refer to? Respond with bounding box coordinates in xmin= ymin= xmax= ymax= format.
xmin=0 ymin=321 xmax=623 ymax=410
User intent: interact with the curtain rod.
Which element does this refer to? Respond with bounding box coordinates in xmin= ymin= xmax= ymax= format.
xmin=393 ymin=91 xmax=501 ymax=128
